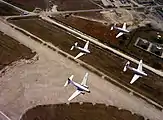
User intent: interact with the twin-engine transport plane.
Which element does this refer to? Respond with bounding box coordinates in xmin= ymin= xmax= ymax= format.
xmin=70 ymin=41 xmax=90 ymax=59
xmin=123 ymin=60 xmax=147 ymax=84
xmin=111 ymin=23 xmax=129 ymax=38
xmin=64 ymin=73 xmax=90 ymax=101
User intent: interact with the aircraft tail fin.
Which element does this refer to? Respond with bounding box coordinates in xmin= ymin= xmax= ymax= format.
xmin=70 ymin=42 xmax=78 ymax=50
xmin=123 ymin=61 xmax=130 ymax=72
xmin=64 ymin=75 xmax=74 ymax=87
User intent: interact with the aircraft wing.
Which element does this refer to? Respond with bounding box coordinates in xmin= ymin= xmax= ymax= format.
xmin=68 ymin=90 xmax=81 ymax=101
xmin=122 ymin=23 xmax=127 ymax=29
xmin=74 ymin=52 xmax=85 ymax=59
xmin=116 ymin=32 xmax=124 ymax=38
xmin=130 ymin=74 xmax=141 ymax=84
xmin=81 ymin=73 xmax=88 ymax=86
xmin=84 ymin=41 xmax=89 ymax=50
xmin=137 ymin=60 xmax=143 ymax=71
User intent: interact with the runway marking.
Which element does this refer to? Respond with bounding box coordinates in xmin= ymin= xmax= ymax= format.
xmin=0 ymin=111 xmax=11 ymax=120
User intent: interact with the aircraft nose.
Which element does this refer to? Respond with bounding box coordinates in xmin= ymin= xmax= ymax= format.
xmin=88 ymin=91 xmax=91 ymax=93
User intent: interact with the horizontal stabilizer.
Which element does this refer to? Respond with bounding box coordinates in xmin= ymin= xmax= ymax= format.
xmin=64 ymin=80 xmax=69 ymax=87
xmin=110 ymin=26 xmax=114 ymax=30
xmin=111 ymin=23 xmax=117 ymax=30
xmin=64 ymin=75 xmax=74 ymax=87
xmin=123 ymin=66 xmax=127 ymax=72
xmin=74 ymin=42 xmax=78 ymax=46
xmin=70 ymin=42 xmax=78 ymax=50
xmin=123 ymin=61 xmax=130 ymax=72
xmin=70 ymin=46 xmax=74 ymax=50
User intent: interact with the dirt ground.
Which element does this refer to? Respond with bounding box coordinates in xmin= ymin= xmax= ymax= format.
xmin=0 ymin=19 xmax=163 ymax=120
xmin=0 ymin=31 xmax=35 ymax=71
xmin=51 ymin=0 xmax=100 ymax=11
xmin=21 ymin=103 xmax=146 ymax=120
xmin=0 ymin=2 xmax=20 ymax=16
xmin=4 ymin=0 xmax=101 ymax=11
xmin=9 ymin=18 xmax=163 ymax=107
xmin=74 ymin=12 xmax=107 ymax=21
xmin=155 ymin=0 xmax=163 ymax=4
xmin=53 ymin=15 xmax=117 ymax=45
xmin=4 ymin=0 xmax=47 ymax=11
xmin=53 ymin=15 xmax=163 ymax=70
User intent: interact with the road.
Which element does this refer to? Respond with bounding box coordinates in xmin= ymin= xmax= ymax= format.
xmin=47 ymin=5 xmax=163 ymax=16
xmin=3 ymin=0 xmax=163 ymax=20
xmin=40 ymin=16 xmax=163 ymax=77
xmin=89 ymin=0 xmax=104 ymax=9
xmin=1 ymin=0 xmax=163 ymax=17
xmin=0 ymin=0 xmax=29 ymax=14
xmin=5 ymin=14 xmax=38 ymax=21
xmin=0 ymin=19 xmax=162 ymax=120
xmin=0 ymin=111 xmax=11 ymax=120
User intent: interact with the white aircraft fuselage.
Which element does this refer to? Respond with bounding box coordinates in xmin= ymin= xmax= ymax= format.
xmin=126 ymin=66 xmax=147 ymax=77
xmin=114 ymin=27 xmax=129 ymax=33
xmin=70 ymin=41 xmax=90 ymax=59
xmin=75 ymin=46 xmax=90 ymax=54
xmin=68 ymin=78 xmax=90 ymax=93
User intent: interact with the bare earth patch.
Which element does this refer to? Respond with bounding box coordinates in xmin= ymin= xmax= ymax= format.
xmin=20 ymin=103 xmax=147 ymax=120
xmin=0 ymin=2 xmax=20 ymax=16
xmin=0 ymin=31 xmax=36 ymax=71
